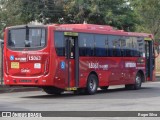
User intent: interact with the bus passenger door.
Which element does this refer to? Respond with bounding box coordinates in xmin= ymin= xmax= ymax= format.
xmin=145 ymin=40 xmax=155 ymax=81
xmin=65 ymin=34 xmax=79 ymax=90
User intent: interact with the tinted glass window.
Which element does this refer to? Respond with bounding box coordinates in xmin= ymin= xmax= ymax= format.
xmin=137 ymin=37 xmax=145 ymax=57
xmin=126 ymin=37 xmax=133 ymax=56
xmin=8 ymin=28 xmax=46 ymax=48
xmin=120 ymin=37 xmax=126 ymax=56
xmin=65 ymin=36 xmax=75 ymax=59
xmin=108 ymin=35 xmax=121 ymax=56
xmin=132 ymin=37 xmax=139 ymax=56
xmin=95 ymin=35 xmax=107 ymax=56
xmin=79 ymin=33 xmax=94 ymax=56
xmin=8 ymin=29 xmax=26 ymax=47
xmin=30 ymin=29 xmax=46 ymax=47
xmin=54 ymin=32 xmax=65 ymax=56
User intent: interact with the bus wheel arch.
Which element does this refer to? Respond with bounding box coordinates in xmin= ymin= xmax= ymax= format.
xmin=125 ymin=70 xmax=144 ymax=90
xmin=88 ymin=71 xmax=99 ymax=86
xmin=85 ymin=71 xmax=99 ymax=95
xmin=137 ymin=70 xmax=145 ymax=82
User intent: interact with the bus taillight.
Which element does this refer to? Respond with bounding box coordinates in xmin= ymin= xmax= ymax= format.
xmin=5 ymin=60 xmax=9 ymax=75
xmin=44 ymin=58 xmax=49 ymax=75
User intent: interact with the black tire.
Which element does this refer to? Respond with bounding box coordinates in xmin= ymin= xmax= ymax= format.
xmin=125 ymin=73 xmax=142 ymax=90
xmin=42 ymin=87 xmax=63 ymax=95
xmin=134 ymin=73 xmax=142 ymax=90
xmin=100 ymin=86 xmax=109 ymax=91
xmin=85 ymin=74 xmax=98 ymax=95
xmin=125 ymin=84 xmax=134 ymax=90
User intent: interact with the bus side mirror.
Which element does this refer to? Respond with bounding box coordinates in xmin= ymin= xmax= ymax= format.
xmin=154 ymin=42 xmax=160 ymax=58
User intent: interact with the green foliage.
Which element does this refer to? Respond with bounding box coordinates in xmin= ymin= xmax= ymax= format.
xmin=63 ymin=0 xmax=138 ymax=31
xmin=0 ymin=0 xmax=65 ymax=38
xmin=19 ymin=0 xmax=64 ymax=24
xmin=1 ymin=0 xmax=158 ymax=39
xmin=0 ymin=0 xmax=24 ymax=39
xmin=132 ymin=0 xmax=160 ymax=39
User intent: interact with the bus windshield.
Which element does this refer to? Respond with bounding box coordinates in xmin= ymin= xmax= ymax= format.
xmin=8 ymin=27 xmax=46 ymax=49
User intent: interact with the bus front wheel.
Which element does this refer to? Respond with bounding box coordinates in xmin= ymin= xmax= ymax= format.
xmin=134 ymin=73 xmax=142 ymax=90
xmin=86 ymin=74 xmax=98 ymax=95
xmin=42 ymin=87 xmax=63 ymax=95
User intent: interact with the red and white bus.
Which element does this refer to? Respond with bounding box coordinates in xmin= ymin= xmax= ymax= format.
xmin=3 ymin=24 xmax=156 ymax=95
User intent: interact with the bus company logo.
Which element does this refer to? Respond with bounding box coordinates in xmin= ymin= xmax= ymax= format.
xmin=10 ymin=55 xmax=14 ymax=61
xmin=125 ymin=62 xmax=136 ymax=68
xmin=15 ymin=57 xmax=27 ymax=62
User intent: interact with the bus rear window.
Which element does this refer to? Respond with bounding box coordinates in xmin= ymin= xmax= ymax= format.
xmin=8 ymin=28 xmax=46 ymax=49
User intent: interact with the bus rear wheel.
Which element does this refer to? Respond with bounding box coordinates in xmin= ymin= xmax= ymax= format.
xmin=42 ymin=87 xmax=63 ymax=95
xmin=125 ymin=73 xmax=142 ymax=90
xmin=86 ymin=74 xmax=98 ymax=95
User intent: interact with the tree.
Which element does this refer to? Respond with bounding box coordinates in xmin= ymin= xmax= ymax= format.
xmin=132 ymin=0 xmax=160 ymax=39
xmin=0 ymin=0 xmax=140 ymax=39
xmin=0 ymin=0 xmax=24 ymax=39
xmin=63 ymin=0 xmax=139 ymax=31
xmin=0 ymin=0 xmax=65 ymax=38
xmin=19 ymin=0 xmax=64 ymax=24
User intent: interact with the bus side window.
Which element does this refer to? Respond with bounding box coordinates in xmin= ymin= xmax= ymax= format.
xmin=54 ymin=32 xmax=65 ymax=56
xmin=108 ymin=35 xmax=121 ymax=57
xmin=121 ymin=37 xmax=126 ymax=56
xmin=137 ymin=37 xmax=145 ymax=57
xmin=132 ymin=37 xmax=139 ymax=57
xmin=79 ymin=33 xmax=94 ymax=56
xmin=126 ymin=37 xmax=132 ymax=57
xmin=95 ymin=34 xmax=107 ymax=57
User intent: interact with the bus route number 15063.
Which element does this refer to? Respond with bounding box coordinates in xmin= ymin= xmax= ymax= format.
xmin=28 ymin=56 xmax=41 ymax=61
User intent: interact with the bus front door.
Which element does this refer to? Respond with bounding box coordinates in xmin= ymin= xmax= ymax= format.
xmin=65 ymin=36 xmax=79 ymax=90
xmin=145 ymin=40 xmax=155 ymax=81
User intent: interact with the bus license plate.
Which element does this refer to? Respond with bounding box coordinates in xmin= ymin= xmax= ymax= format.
xmin=11 ymin=62 xmax=19 ymax=69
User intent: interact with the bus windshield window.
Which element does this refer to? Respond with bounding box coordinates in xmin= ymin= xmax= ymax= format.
xmin=8 ymin=28 xmax=46 ymax=48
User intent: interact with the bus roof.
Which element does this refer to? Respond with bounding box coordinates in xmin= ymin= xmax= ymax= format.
xmin=50 ymin=24 xmax=153 ymax=39
xmin=7 ymin=24 xmax=153 ymax=39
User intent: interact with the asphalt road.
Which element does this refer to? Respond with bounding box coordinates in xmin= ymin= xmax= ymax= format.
xmin=0 ymin=82 xmax=160 ymax=120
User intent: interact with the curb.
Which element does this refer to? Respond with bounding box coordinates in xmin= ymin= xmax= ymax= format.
xmin=156 ymin=79 xmax=160 ymax=81
xmin=156 ymin=76 xmax=160 ymax=81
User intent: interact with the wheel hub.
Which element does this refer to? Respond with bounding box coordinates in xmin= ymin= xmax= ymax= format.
xmin=136 ymin=76 xmax=141 ymax=86
xmin=89 ymin=79 xmax=96 ymax=91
